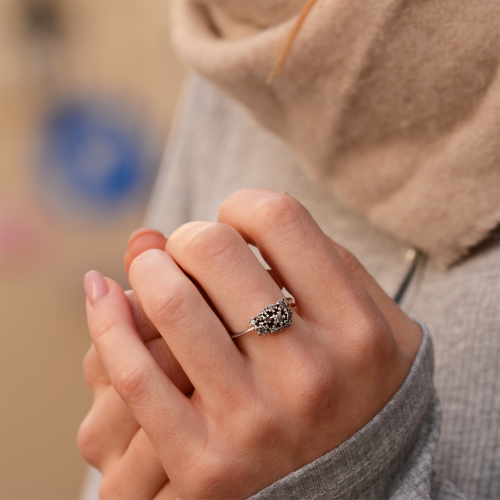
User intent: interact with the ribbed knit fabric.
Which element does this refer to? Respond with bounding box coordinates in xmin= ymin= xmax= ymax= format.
xmin=248 ymin=321 xmax=451 ymax=500
xmin=143 ymin=76 xmax=499 ymax=499
xmin=404 ymin=244 xmax=500 ymax=500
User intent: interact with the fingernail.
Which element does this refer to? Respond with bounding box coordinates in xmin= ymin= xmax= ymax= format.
xmin=84 ymin=271 xmax=109 ymax=304
xmin=281 ymin=191 xmax=289 ymax=195
xmin=128 ymin=227 xmax=165 ymax=246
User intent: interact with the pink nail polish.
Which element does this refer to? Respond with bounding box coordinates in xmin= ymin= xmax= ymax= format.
xmin=84 ymin=271 xmax=109 ymax=304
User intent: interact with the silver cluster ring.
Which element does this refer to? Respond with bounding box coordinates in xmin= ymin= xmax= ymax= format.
xmin=230 ymin=298 xmax=294 ymax=339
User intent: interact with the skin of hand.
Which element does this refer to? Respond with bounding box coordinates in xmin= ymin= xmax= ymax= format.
xmin=79 ymin=229 xmax=190 ymax=499
xmin=80 ymin=228 xmax=292 ymax=499
xmin=81 ymin=189 xmax=422 ymax=500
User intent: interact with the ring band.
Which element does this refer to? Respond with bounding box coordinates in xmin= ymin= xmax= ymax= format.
xmin=230 ymin=298 xmax=294 ymax=339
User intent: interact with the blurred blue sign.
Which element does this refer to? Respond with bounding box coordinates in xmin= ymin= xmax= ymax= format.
xmin=41 ymin=97 xmax=159 ymax=211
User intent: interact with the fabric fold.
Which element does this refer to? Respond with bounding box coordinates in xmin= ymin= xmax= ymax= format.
xmin=172 ymin=0 xmax=500 ymax=266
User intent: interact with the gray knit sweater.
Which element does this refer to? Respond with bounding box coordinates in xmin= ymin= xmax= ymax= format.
xmin=142 ymin=76 xmax=500 ymax=500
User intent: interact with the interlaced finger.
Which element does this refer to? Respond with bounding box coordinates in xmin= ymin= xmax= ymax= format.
xmin=128 ymin=249 xmax=246 ymax=399
xmin=166 ymin=221 xmax=309 ymax=367
xmin=218 ymin=190 xmax=372 ymax=333
xmin=85 ymin=274 xmax=203 ymax=471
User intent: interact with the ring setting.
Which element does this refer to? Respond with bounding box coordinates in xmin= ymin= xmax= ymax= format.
xmin=230 ymin=298 xmax=294 ymax=339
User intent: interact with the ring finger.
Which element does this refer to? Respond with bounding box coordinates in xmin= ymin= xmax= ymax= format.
xmin=165 ymin=221 xmax=310 ymax=364
xmin=218 ymin=190 xmax=375 ymax=337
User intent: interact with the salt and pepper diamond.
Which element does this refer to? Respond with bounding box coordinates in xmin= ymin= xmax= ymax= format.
xmin=249 ymin=298 xmax=293 ymax=335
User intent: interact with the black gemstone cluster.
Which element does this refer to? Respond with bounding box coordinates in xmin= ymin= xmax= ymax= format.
xmin=249 ymin=299 xmax=293 ymax=335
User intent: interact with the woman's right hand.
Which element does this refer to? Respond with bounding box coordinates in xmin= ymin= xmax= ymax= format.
xmin=79 ymin=205 xmax=421 ymax=499
xmin=79 ymin=227 xmax=296 ymax=499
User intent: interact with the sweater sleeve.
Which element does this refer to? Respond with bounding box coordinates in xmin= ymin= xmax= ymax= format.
xmin=249 ymin=321 xmax=466 ymax=500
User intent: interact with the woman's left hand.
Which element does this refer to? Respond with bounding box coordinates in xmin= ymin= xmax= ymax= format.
xmin=84 ymin=189 xmax=422 ymax=500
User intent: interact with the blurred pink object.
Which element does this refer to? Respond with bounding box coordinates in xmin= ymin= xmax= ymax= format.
xmin=0 ymin=194 xmax=59 ymax=275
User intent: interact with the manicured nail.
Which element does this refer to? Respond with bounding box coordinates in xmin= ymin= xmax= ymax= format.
xmin=128 ymin=227 xmax=165 ymax=246
xmin=84 ymin=271 xmax=109 ymax=304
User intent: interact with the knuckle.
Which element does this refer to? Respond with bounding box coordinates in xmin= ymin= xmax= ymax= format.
xmin=290 ymin=357 xmax=332 ymax=419
xmin=345 ymin=306 xmax=392 ymax=367
xmin=253 ymin=193 xmax=304 ymax=236
xmin=184 ymin=454 xmax=237 ymax=499
xmin=77 ymin=415 xmax=101 ymax=468
xmin=97 ymin=480 xmax=112 ymax=500
xmin=298 ymin=368 xmax=332 ymax=413
xmin=98 ymin=475 xmax=121 ymax=500
xmin=218 ymin=189 xmax=249 ymax=219
xmin=128 ymin=248 xmax=156 ymax=277
xmin=113 ymin=361 xmax=151 ymax=402
xmin=91 ymin=314 xmax=120 ymax=343
xmin=245 ymin=406 xmax=278 ymax=444
xmin=148 ymin=280 xmax=193 ymax=329
xmin=228 ymin=396 xmax=280 ymax=450
xmin=340 ymin=248 xmax=362 ymax=275
xmin=185 ymin=222 xmax=236 ymax=267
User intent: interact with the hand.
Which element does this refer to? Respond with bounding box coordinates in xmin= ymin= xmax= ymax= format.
xmin=83 ymin=190 xmax=422 ymax=500
xmin=80 ymin=227 xmax=293 ymax=499
xmin=79 ymin=230 xmax=190 ymax=499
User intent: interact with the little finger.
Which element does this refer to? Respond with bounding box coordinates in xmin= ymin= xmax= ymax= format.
xmin=327 ymin=238 xmax=422 ymax=362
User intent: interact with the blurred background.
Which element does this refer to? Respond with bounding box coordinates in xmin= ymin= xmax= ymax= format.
xmin=0 ymin=1 xmax=185 ymax=498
